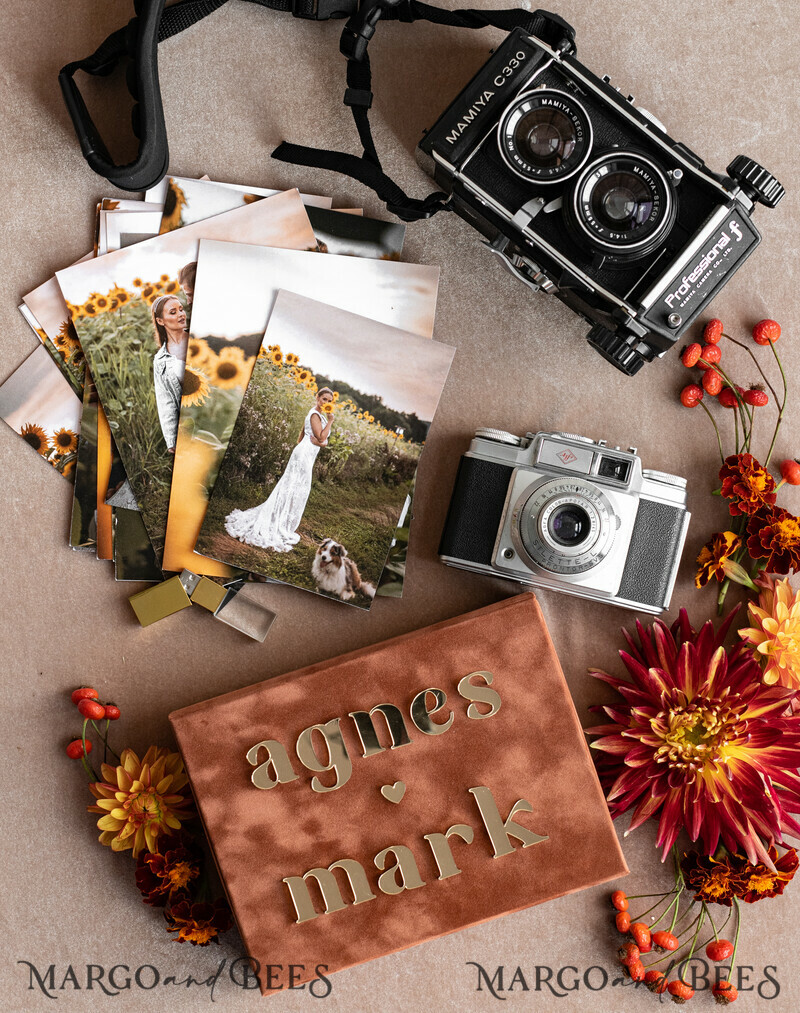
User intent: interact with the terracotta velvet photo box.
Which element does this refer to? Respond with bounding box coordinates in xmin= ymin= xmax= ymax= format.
xmin=169 ymin=594 xmax=627 ymax=994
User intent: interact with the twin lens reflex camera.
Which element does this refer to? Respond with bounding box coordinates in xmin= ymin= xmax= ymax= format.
xmin=417 ymin=27 xmax=784 ymax=376
xmin=439 ymin=429 xmax=690 ymax=614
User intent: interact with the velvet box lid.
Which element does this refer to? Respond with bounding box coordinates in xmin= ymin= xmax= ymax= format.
xmin=169 ymin=593 xmax=628 ymax=994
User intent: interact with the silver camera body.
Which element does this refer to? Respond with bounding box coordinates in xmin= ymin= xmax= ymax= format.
xmin=439 ymin=429 xmax=690 ymax=614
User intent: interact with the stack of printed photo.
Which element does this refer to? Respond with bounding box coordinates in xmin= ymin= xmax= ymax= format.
xmin=2 ymin=176 xmax=454 ymax=614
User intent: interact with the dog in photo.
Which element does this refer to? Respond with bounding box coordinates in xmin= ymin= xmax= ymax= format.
xmin=312 ymin=538 xmax=376 ymax=601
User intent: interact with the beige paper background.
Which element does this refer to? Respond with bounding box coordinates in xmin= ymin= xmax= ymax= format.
xmin=1 ymin=1 xmax=798 ymax=1010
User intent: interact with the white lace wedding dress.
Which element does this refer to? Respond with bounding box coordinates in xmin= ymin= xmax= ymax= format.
xmin=225 ymin=408 xmax=325 ymax=552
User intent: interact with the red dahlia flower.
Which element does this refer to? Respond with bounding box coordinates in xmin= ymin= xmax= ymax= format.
xmin=719 ymin=453 xmax=776 ymax=517
xmin=587 ymin=609 xmax=800 ymax=864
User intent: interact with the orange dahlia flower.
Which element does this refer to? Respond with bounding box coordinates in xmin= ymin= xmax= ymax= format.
xmin=588 ymin=609 xmax=800 ymax=865
xmin=719 ymin=453 xmax=776 ymax=516
xmin=88 ymin=746 xmax=194 ymax=857
xmin=739 ymin=574 xmax=800 ymax=690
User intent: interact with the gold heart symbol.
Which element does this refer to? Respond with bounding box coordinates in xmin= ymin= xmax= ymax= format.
xmin=380 ymin=781 xmax=406 ymax=804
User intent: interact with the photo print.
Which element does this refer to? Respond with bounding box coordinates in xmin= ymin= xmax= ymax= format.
xmin=0 ymin=344 xmax=82 ymax=479
xmin=69 ymin=373 xmax=99 ymax=549
xmin=146 ymin=176 xmax=331 ymax=233
xmin=196 ymin=291 xmax=454 ymax=608
xmin=56 ymin=190 xmax=317 ymax=563
xmin=162 ymin=240 xmax=440 ymax=576
xmin=305 ymin=206 xmax=406 ymax=259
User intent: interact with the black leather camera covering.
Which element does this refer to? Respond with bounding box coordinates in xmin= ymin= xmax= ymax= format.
xmin=438 ymin=456 xmax=513 ymax=565
xmin=617 ymin=497 xmax=686 ymax=609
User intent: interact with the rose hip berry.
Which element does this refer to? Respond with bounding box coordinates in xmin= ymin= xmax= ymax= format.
xmin=71 ymin=687 xmax=99 ymax=704
xmin=706 ymin=938 xmax=734 ymax=962
xmin=667 ymin=978 xmax=695 ymax=1003
xmin=753 ymin=319 xmax=781 ymax=345
xmin=702 ymin=369 xmax=723 ymax=396
xmin=712 ymin=980 xmax=738 ymax=1005
xmin=625 ymin=959 xmax=645 ymax=983
xmin=66 ymin=739 xmax=92 ymax=759
xmin=615 ymin=910 xmax=631 ymax=933
xmin=698 ymin=344 xmax=722 ymax=369
xmin=629 ymin=922 xmax=652 ymax=952
xmin=682 ymin=343 xmax=702 ymax=367
xmin=703 ymin=319 xmax=724 ymax=344
xmin=618 ymin=941 xmax=640 ymax=966
xmin=743 ymin=387 xmax=769 ymax=407
xmin=611 ymin=890 xmax=629 ymax=911
xmin=681 ymin=384 xmax=704 ymax=407
xmin=780 ymin=459 xmax=800 ymax=485
xmin=644 ymin=970 xmax=669 ymax=994
xmin=104 ymin=704 xmax=121 ymax=720
xmin=652 ymin=930 xmax=679 ymax=951
xmin=77 ymin=698 xmax=106 ymax=721
xmin=719 ymin=387 xmax=739 ymax=408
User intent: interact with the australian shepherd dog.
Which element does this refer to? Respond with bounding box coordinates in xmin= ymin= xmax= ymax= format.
xmin=312 ymin=538 xmax=376 ymax=601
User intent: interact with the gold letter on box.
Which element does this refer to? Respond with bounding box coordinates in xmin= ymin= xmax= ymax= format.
xmin=374 ymin=846 xmax=426 ymax=895
xmin=283 ymin=859 xmax=377 ymax=924
xmin=410 ymin=688 xmax=454 ymax=736
xmin=296 ymin=719 xmax=352 ymax=793
xmin=246 ymin=740 xmax=299 ymax=790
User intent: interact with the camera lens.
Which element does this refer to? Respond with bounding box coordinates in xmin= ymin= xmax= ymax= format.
xmin=498 ymin=90 xmax=592 ymax=184
xmin=567 ymin=151 xmax=676 ymax=259
xmin=548 ymin=504 xmax=591 ymax=547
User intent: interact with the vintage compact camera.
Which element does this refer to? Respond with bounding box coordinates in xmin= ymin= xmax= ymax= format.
xmin=439 ymin=429 xmax=690 ymax=614
xmin=417 ymin=27 xmax=784 ymax=375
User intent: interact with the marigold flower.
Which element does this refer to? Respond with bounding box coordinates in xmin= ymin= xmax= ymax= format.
xmin=719 ymin=453 xmax=776 ymax=516
xmin=681 ymin=851 xmax=747 ymax=906
xmin=587 ymin=609 xmax=800 ymax=864
xmin=746 ymin=506 xmax=800 ymax=574
xmin=165 ymin=896 xmax=231 ymax=946
xmin=739 ymin=574 xmax=800 ymax=690
xmin=695 ymin=531 xmax=742 ymax=588
xmin=135 ymin=833 xmax=200 ymax=906
xmin=88 ymin=746 xmax=194 ymax=857
xmin=737 ymin=846 xmax=798 ymax=902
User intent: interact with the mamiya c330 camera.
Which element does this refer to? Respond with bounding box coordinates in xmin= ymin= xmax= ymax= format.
xmin=439 ymin=429 xmax=690 ymax=614
xmin=417 ymin=26 xmax=784 ymax=376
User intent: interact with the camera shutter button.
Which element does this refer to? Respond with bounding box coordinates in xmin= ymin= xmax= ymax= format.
xmin=642 ymin=468 xmax=687 ymax=489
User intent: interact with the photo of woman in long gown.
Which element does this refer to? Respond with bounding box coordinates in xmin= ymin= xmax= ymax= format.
xmin=225 ymin=388 xmax=334 ymax=551
xmin=151 ymin=294 xmax=189 ymax=453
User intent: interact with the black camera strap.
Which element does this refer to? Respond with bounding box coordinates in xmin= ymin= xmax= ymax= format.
xmin=274 ymin=3 xmax=576 ymax=220
xmin=60 ymin=0 xmax=575 ymax=216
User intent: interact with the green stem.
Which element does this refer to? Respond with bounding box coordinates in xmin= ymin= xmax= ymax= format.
xmin=733 ymin=407 xmax=740 ymax=455
xmin=676 ymin=904 xmax=706 ymax=980
xmin=764 ymin=342 xmax=788 ymax=469
xmin=730 ymin=898 xmax=742 ymax=976
xmin=722 ymin=332 xmax=781 ymax=404
xmin=699 ymin=400 xmax=725 ymax=464
xmin=80 ymin=717 xmax=99 ymax=781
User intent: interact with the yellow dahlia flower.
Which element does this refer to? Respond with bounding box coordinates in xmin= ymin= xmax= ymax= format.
xmin=88 ymin=746 xmax=194 ymax=857
xmin=740 ymin=575 xmax=800 ymax=690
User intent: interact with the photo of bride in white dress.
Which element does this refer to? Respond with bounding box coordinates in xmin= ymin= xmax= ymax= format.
xmin=224 ymin=388 xmax=334 ymax=552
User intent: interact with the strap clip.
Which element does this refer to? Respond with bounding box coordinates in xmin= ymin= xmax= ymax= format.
xmin=343 ymin=86 xmax=373 ymax=108
xmin=340 ymin=0 xmax=408 ymax=61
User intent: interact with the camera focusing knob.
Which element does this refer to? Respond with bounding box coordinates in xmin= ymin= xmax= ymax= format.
xmin=726 ymin=155 xmax=785 ymax=209
xmin=638 ymin=106 xmax=668 ymax=134
xmin=475 ymin=427 xmax=523 ymax=446
xmin=553 ymin=432 xmax=594 ymax=444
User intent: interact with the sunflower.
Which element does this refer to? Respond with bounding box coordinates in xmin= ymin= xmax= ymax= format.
xmin=270 ymin=349 xmax=283 ymax=365
xmin=132 ymin=277 xmax=144 ymax=288
xmin=695 ymin=531 xmax=742 ymax=588
xmin=82 ymin=300 xmax=98 ymax=317
xmin=20 ymin=422 xmax=50 ymax=456
xmin=52 ymin=428 xmax=78 ymax=455
xmin=285 ymin=352 xmax=299 ymax=365
xmin=186 ymin=338 xmax=212 ymax=370
xmin=140 ymin=284 xmax=155 ymax=301
xmin=739 ymin=574 xmax=800 ymax=690
xmin=94 ymin=294 xmax=110 ymax=312
xmin=61 ymin=459 xmax=75 ymax=478
xmin=207 ymin=347 xmax=249 ymax=390
xmin=159 ymin=179 xmax=187 ymax=233
xmin=55 ymin=320 xmax=80 ymax=355
xmin=88 ymin=746 xmax=195 ymax=857
xmin=165 ymin=897 xmax=231 ymax=946
xmin=110 ymin=286 xmax=130 ymax=306
xmin=321 ymin=402 xmax=334 ymax=415
xmin=163 ymin=280 xmax=179 ymax=295
xmin=181 ymin=366 xmax=210 ymax=407
xmin=587 ymin=608 xmax=800 ymax=864
xmin=65 ymin=301 xmax=82 ymax=320
xmin=295 ymin=368 xmax=311 ymax=384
